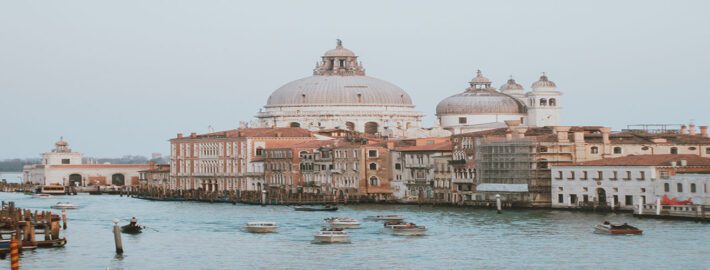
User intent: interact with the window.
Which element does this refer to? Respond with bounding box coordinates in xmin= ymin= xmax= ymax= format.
xmin=671 ymin=147 xmax=678 ymax=154
xmin=395 ymin=163 xmax=401 ymax=170
xmin=638 ymin=171 xmax=645 ymax=180
xmin=369 ymin=176 xmax=379 ymax=187
xmin=610 ymin=171 xmax=618 ymax=180
xmin=691 ymin=183 xmax=696 ymax=193
xmin=567 ymin=171 xmax=576 ymax=180
xmin=458 ymin=117 xmax=467 ymax=124
xmin=664 ymin=183 xmax=670 ymax=192
xmin=61 ymin=159 xmax=70 ymax=164
xmin=369 ymin=163 xmax=377 ymax=170
xmin=624 ymin=171 xmax=631 ymax=180
xmin=570 ymin=194 xmax=578 ymax=204
xmin=540 ymin=98 xmax=547 ymax=106
xmin=549 ymin=98 xmax=557 ymax=106
xmin=582 ymin=194 xmax=588 ymax=203
xmin=368 ymin=150 xmax=378 ymax=158
xmin=255 ymin=147 xmax=264 ymax=156
xmin=595 ymin=171 xmax=603 ymax=180
xmin=581 ymin=171 xmax=588 ymax=180
xmin=613 ymin=147 xmax=622 ymax=154
xmin=706 ymin=147 xmax=710 ymax=154
xmin=677 ymin=183 xmax=683 ymax=192
xmin=625 ymin=195 xmax=633 ymax=206
xmin=591 ymin=147 xmax=599 ymax=154
xmin=558 ymin=194 xmax=564 ymax=203
xmin=556 ymin=171 xmax=563 ymax=180
xmin=660 ymin=171 xmax=670 ymax=179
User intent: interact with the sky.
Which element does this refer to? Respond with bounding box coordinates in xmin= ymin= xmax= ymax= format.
xmin=1 ymin=0 xmax=709 ymax=159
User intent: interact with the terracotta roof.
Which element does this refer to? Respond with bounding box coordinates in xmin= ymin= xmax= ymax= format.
xmin=138 ymin=164 xmax=170 ymax=173
xmin=174 ymin=127 xmax=313 ymax=140
xmin=395 ymin=141 xmax=452 ymax=152
xmin=585 ymin=132 xmax=710 ymax=145
xmin=565 ymin=154 xmax=710 ymax=167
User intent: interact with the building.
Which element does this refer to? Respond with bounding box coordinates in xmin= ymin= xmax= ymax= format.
xmin=552 ymin=154 xmax=710 ymax=210
xmin=392 ymin=137 xmax=452 ymax=202
xmin=23 ymin=138 xmax=150 ymax=187
xmin=436 ymin=70 xmax=562 ymax=134
xmin=256 ymin=40 xmax=424 ymax=136
xmin=138 ymin=163 xmax=170 ymax=188
xmin=169 ymin=127 xmax=315 ymax=192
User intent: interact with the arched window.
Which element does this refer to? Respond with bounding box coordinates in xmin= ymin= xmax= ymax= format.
xmin=671 ymin=147 xmax=678 ymax=154
xmin=365 ymin=122 xmax=379 ymax=135
xmin=369 ymin=163 xmax=377 ymax=170
xmin=549 ymin=98 xmax=557 ymax=106
xmin=677 ymin=183 xmax=683 ymax=192
xmin=538 ymin=146 xmax=548 ymax=153
xmin=345 ymin=122 xmax=355 ymax=131
xmin=664 ymin=183 xmax=670 ymax=192
xmin=289 ymin=122 xmax=301 ymax=128
xmin=591 ymin=146 xmax=599 ymax=154
xmin=539 ymin=98 xmax=547 ymax=106
xmin=706 ymin=147 xmax=710 ymax=154
xmin=691 ymin=183 xmax=697 ymax=193
xmin=255 ymin=147 xmax=264 ymax=157
xmin=538 ymin=159 xmax=549 ymax=169
xmin=369 ymin=176 xmax=379 ymax=187
xmin=613 ymin=147 xmax=622 ymax=154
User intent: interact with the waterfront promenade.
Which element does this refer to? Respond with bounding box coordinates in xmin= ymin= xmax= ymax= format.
xmin=0 ymin=192 xmax=708 ymax=269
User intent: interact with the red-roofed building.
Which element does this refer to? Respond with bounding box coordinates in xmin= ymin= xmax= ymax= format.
xmin=391 ymin=138 xmax=454 ymax=202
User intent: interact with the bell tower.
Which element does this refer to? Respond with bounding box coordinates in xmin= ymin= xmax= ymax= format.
xmin=526 ymin=73 xmax=562 ymax=127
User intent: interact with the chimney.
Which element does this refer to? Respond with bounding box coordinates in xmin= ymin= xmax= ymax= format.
xmin=600 ymin=127 xmax=611 ymax=144
xmin=689 ymin=124 xmax=697 ymax=136
xmin=700 ymin=126 xmax=708 ymax=137
xmin=573 ymin=131 xmax=585 ymax=143
xmin=190 ymin=132 xmax=197 ymax=138
xmin=680 ymin=125 xmax=688 ymax=134
xmin=554 ymin=126 xmax=571 ymax=143
xmin=670 ymin=161 xmax=677 ymax=167
xmin=505 ymin=131 xmax=513 ymax=141
xmin=680 ymin=159 xmax=688 ymax=166
xmin=177 ymin=133 xmax=183 ymax=139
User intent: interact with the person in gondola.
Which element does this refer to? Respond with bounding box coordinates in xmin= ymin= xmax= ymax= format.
xmin=130 ymin=217 xmax=138 ymax=227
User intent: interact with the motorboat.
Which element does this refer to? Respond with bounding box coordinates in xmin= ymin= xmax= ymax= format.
xmin=390 ymin=223 xmax=427 ymax=236
xmin=365 ymin=214 xmax=404 ymax=222
xmin=244 ymin=222 xmax=278 ymax=233
xmin=313 ymin=228 xmax=350 ymax=244
xmin=121 ymin=224 xmax=143 ymax=234
xmin=324 ymin=217 xmax=360 ymax=229
xmin=50 ymin=202 xmax=79 ymax=210
xmin=383 ymin=221 xmax=408 ymax=229
xmin=594 ymin=222 xmax=643 ymax=235
xmin=0 ymin=239 xmax=9 ymax=253
xmin=294 ymin=205 xmax=338 ymax=212
xmin=32 ymin=194 xmax=54 ymax=199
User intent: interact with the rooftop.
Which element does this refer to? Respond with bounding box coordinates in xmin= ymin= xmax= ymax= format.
xmin=564 ymin=154 xmax=710 ymax=167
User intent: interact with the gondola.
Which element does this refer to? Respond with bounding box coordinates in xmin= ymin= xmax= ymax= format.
xmin=294 ymin=205 xmax=338 ymax=212
xmin=121 ymin=224 xmax=143 ymax=234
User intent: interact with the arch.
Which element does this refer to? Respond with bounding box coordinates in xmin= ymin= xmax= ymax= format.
xmin=591 ymin=146 xmax=599 ymax=154
xmin=364 ymin=122 xmax=379 ymax=135
xmin=597 ymin=188 xmax=607 ymax=206
xmin=539 ymin=98 xmax=548 ymax=106
xmin=549 ymin=98 xmax=557 ymax=106
xmin=691 ymin=183 xmax=697 ymax=193
xmin=69 ymin=174 xmax=82 ymax=187
xmin=345 ymin=122 xmax=355 ymax=131
xmin=369 ymin=176 xmax=379 ymax=187
xmin=289 ymin=122 xmax=301 ymax=128
xmin=369 ymin=163 xmax=377 ymax=170
xmin=112 ymin=173 xmax=126 ymax=186
xmin=537 ymin=159 xmax=549 ymax=169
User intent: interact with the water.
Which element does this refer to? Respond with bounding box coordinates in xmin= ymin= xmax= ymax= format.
xmin=0 ymin=192 xmax=708 ymax=269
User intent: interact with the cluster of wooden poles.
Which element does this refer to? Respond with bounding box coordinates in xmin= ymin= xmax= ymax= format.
xmin=1 ymin=201 xmax=68 ymax=269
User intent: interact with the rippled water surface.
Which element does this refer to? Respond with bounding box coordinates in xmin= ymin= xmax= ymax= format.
xmin=0 ymin=192 xmax=708 ymax=269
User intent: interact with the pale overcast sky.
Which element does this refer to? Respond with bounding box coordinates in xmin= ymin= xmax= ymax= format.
xmin=1 ymin=0 xmax=708 ymax=159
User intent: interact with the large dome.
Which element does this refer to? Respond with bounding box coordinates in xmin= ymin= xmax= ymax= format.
xmin=436 ymin=70 xmax=526 ymax=115
xmin=266 ymin=75 xmax=414 ymax=107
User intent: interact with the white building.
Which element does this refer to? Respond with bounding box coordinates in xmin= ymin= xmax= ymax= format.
xmin=23 ymin=138 xmax=150 ymax=186
xmin=256 ymin=40 xmax=424 ymax=136
xmin=552 ymin=154 xmax=710 ymax=210
xmin=436 ymin=70 xmax=561 ymax=134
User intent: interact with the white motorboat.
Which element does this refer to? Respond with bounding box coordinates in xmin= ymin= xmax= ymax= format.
xmin=390 ymin=224 xmax=427 ymax=236
xmin=243 ymin=221 xmax=278 ymax=233
xmin=32 ymin=194 xmax=54 ymax=199
xmin=313 ymin=228 xmax=350 ymax=243
xmin=50 ymin=202 xmax=79 ymax=209
xmin=324 ymin=217 xmax=361 ymax=229
xmin=365 ymin=214 xmax=404 ymax=222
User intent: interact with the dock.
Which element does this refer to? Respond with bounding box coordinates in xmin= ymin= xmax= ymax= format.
xmin=634 ymin=204 xmax=710 ymax=222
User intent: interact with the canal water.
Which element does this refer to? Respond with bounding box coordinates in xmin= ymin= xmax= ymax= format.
xmin=0 ymin=192 xmax=708 ymax=269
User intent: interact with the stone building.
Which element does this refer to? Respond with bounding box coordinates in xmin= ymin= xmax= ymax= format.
xmin=256 ymin=40 xmax=423 ymax=136
xmin=391 ymin=137 xmax=452 ymax=202
xmin=138 ymin=163 xmax=170 ymax=188
xmin=169 ymin=127 xmax=314 ymax=191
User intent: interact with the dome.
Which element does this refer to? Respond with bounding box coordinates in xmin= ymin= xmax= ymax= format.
xmin=436 ymin=70 xmax=526 ymax=115
xmin=324 ymin=39 xmax=355 ymax=57
xmin=531 ymin=73 xmax=557 ymax=90
xmin=55 ymin=137 xmax=68 ymax=147
xmin=436 ymin=90 xmax=526 ymax=115
xmin=266 ymin=75 xmax=414 ymax=107
xmin=500 ymin=77 xmax=524 ymax=91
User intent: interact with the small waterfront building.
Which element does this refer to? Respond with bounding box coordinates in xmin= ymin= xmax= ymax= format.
xmin=552 ymin=154 xmax=710 ymax=210
xmin=138 ymin=163 xmax=170 ymax=188
xmin=392 ymin=137 xmax=451 ymax=202
xmin=22 ymin=138 xmax=150 ymax=187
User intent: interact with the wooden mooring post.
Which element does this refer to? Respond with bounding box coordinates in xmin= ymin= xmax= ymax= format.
xmin=496 ymin=194 xmax=502 ymax=214
xmin=112 ymin=219 xmax=123 ymax=254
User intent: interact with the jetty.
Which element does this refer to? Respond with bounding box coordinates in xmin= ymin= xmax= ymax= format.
xmin=0 ymin=201 xmax=67 ymax=253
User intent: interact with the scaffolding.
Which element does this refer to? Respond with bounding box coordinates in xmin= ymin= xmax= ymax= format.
xmin=475 ymin=137 xmax=536 ymax=186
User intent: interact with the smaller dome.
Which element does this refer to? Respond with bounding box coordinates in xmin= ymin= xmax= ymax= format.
xmin=500 ymin=77 xmax=524 ymax=91
xmin=469 ymin=70 xmax=491 ymax=85
xmin=532 ymin=73 xmax=557 ymax=90
xmin=324 ymin=39 xmax=356 ymax=57
xmin=55 ymin=137 xmax=68 ymax=147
